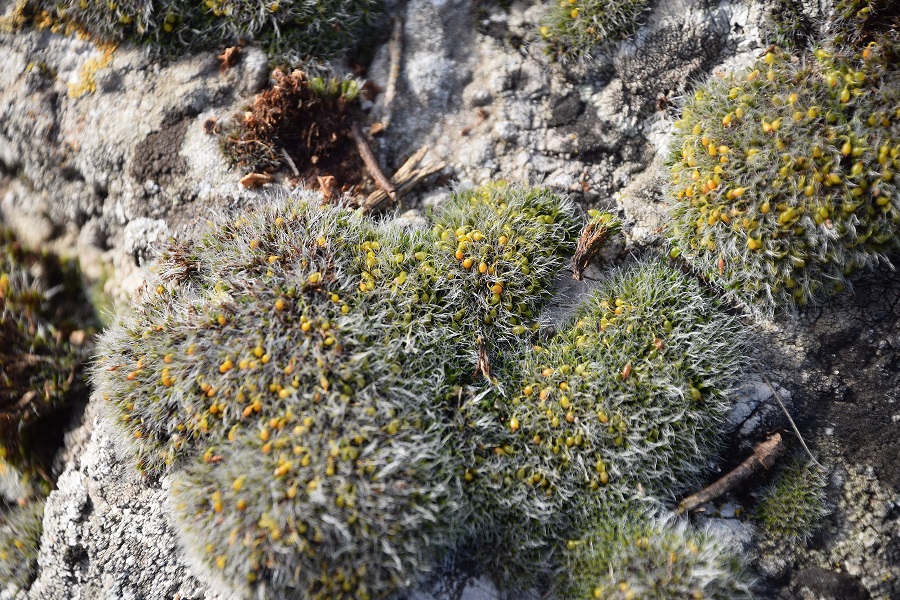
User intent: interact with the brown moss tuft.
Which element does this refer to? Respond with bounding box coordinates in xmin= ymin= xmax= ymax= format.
xmin=221 ymin=69 xmax=364 ymax=192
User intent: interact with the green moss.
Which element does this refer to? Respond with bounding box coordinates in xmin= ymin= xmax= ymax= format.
xmin=764 ymin=0 xmax=816 ymax=49
xmin=453 ymin=260 xmax=746 ymax=588
xmin=560 ymin=511 xmax=750 ymax=599
xmin=666 ymin=38 xmax=900 ymax=314
xmin=42 ymin=0 xmax=382 ymax=63
xmin=0 ymin=498 xmax=44 ymax=592
xmin=540 ymin=0 xmax=651 ymax=60
xmin=93 ymin=185 xmax=577 ymax=598
xmin=430 ymin=182 xmax=581 ymax=344
xmin=94 ymin=185 xmax=749 ymax=598
xmin=756 ymin=458 xmax=829 ymax=542
xmin=0 ymin=228 xmax=96 ymax=474
xmin=0 ymin=228 xmax=100 ymax=591
xmin=832 ymin=0 xmax=900 ymax=47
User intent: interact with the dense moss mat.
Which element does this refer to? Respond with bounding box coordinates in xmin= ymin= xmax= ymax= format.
xmin=30 ymin=0 xmax=382 ymax=63
xmin=94 ymin=184 xmax=750 ymax=598
xmin=540 ymin=0 xmax=651 ymax=60
xmin=0 ymin=229 xmax=97 ymax=593
xmin=667 ymin=42 xmax=899 ymax=314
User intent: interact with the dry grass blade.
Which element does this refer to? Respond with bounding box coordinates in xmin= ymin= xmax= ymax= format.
xmin=474 ymin=335 xmax=493 ymax=382
xmin=571 ymin=212 xmax=622 ymax=280
xmin=362 ymin=146 xmax=445 ymax=213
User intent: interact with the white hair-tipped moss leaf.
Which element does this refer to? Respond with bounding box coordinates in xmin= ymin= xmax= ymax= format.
xmin=1 ymin=228 xmax=96 ymax=475
xmin=666 ymin=38 xmax=900 ymax=315
xmin=431 ymin=182 xmax=581 ymax=347
xmin=541 ymin=0 xmax=651 ymax=60
xmin=42 ymin=0 xmax=382 ymax=62
xmin=0 ymin=498 xmax=44 ymax=592
xmin=560 ymin=511 xmax=752 ymax=599
xmin=453 ymin=259 xmax=747 ymax=587
xmin=93 ymin=185 xmax=581 ymax=598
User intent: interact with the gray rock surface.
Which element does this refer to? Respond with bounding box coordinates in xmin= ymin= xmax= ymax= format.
xmin=26 ymin=403 xmax=218 ymax=600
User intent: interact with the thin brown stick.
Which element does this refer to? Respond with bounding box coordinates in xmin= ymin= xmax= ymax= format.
xmin=392 ymin=146 xmax=429 ymax=181
xmin=281 ymin=148 xmax=300 ymax=177
xmin=380 ymin=17 xmax=403 ymax=131
xmin=350 ymin=121 xmax=396 ymax=201
xmin=677 ymin=432 xmax=785 ymax=514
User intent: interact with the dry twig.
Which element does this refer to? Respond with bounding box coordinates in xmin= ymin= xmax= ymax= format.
xmin=380 ymin=17 xmax=403 ymax=131
xmin=756 ymin=367 xmax=823 ymax=469
xmin=474 ymin=335 xmax=493 ymax=382
xmin=350 ymin=121 xmax=396 ymax=201
xmin=677 ymin=432 xmax=786 ymax=514
xmin=281 ymin=148 xmax=300 ymax=177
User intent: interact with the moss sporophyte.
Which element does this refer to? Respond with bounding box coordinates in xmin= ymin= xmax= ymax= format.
xmin=94 ymin=184 xmax=749 ymax=598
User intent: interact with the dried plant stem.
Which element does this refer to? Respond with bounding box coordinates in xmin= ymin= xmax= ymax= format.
xmin=572 ymin=220 xmax=615 ymax=280
xmin=474 ymin=335 xmax=493 ymax=382
xmin=678 ymin=433 xmax=785 ymax=514
xmin=380 ymin=17 xmax=403 ymax=131
xmin=362 ymin=146 xmax=445 ymax=213
xmin=281 ymin=148 xmax=300 ymax=177
xmin=350 ymin=121 xmax=396 ymax=201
